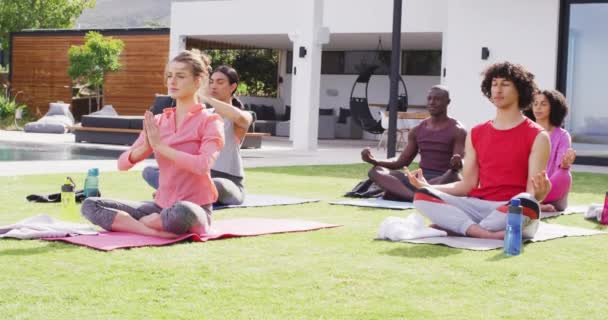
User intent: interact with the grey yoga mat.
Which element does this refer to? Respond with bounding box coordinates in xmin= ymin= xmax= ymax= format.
xmin=330 ymin=198 xmax=415 ymax=210
xmin=394 ymin=222 xmax=605 ymax=251
xmin=214 ymin=194 xmax=320 ymax=210
xmin=540 ymin=205 xmax=590 ymax=219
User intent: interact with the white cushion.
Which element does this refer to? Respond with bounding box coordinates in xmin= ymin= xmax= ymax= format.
xmin=46 ymin=102 xmax=71 ymax=116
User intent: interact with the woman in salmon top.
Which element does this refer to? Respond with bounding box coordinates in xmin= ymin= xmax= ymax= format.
xmin=81 ymin=50 xmax=224 ymax=238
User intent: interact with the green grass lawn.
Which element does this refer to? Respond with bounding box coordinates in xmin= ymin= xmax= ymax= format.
xmin=1 ymin=164 xmax=607 ymax=319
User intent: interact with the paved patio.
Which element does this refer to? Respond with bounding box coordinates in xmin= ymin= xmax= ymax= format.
xmin=1 ymin=130 xmax=607 ymax=176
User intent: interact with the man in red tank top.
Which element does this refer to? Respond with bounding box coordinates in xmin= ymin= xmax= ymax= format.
xmin=360 ymin=86 xmax=467 ymax=202
xmin=408 ymin=62 xmax=551 ymax=240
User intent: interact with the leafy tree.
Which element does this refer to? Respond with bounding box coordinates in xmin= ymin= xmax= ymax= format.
xmin=67 ymin=31 xmax=124 ymax=112
xmin=204 ymin=49 xmax=278 ymax=97
xmin=0 ymin=0 xmax=96 ymax=62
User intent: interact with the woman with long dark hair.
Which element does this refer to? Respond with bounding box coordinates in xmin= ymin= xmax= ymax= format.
xmin=524 ymin=89 xmax=575 ymax=212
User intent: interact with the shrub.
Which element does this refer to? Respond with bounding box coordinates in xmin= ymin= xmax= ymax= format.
xmin=0 ymin=84 xmax=27 ymax=121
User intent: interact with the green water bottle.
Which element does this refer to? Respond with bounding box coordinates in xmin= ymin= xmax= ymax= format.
xmin=83 ymin=168 xmax=100 ymax=198
xmin=60 ymin=177 xmax=78 ymax=221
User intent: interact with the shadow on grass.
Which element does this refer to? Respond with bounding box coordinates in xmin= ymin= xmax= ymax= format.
xmin=0 ymin=241 xmax=77 ymax=256
xmin=486 ymin=241 xmax=538 ymax=261
xmin=486 ymin=251 xmax=514 ymax=261
xmin=381 ymin=242 xmax=462 ymax=258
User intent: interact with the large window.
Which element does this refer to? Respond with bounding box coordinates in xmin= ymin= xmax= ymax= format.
xmin=286 ymin=49 xmax=441 ymax=76
xmin=344 ymin=51 xmax=391 ymax=75
xmin=558 ymin=0 xmax=608 ymax=143
xmin=321 ymin=51 xmax=345 ymax=74
xmin=401 ymin=50 xmax=442 ymax=76
xmin=286 ymin=51 xmax=345 ymax=74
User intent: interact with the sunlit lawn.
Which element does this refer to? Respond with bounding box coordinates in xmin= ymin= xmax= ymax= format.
xmin=0 ymin=164 xmax=607 ymax=319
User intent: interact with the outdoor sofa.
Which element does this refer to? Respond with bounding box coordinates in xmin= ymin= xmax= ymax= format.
xmin=71 ymin=96 xmax=268 ymax=148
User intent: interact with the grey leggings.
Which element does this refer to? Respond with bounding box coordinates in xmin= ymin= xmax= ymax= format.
xmin=81 ymin=197 xmax=212 ymax=235
xmin=211 ymin=170 xmax=245 ymax=205
xmin=413 ymin=188 xmax=540 ymax=238
xmin=142 ymin=166 xmax=245 ymax=206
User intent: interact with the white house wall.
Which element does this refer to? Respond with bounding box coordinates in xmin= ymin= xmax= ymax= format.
xmin=172 ymin=0 xmax=564 ymax=137
xmin=170 ymin=0 xmax=447 ymax=56
xmin=442 ymin=0 xmax=560 ymax=129
xmin=323 ymin=0 xmax=447 ymax=33
xmin=171 ymin=0 xmax=446 ymax=35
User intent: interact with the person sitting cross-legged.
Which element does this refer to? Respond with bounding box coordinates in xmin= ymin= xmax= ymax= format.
xmin=82 ymin=50 xmax=223 ymax=238
xmin=142 ymin=65 xmax=253 ymax=206
xmin=524 ymin=89 xmax=575 ymax=212
xmin=360 ymin=85 xmax=467 ymax=202
xmin=407 ymin=62 xmax=551 ymax=240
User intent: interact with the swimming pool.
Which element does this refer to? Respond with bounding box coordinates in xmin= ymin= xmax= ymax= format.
xmin=0 ymin=141 xmax=126 ymax=161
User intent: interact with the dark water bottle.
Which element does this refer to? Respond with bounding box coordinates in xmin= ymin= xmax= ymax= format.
xmin=504 ymin=198 xmax=523 ymax=256
xmin=83 ymin=168 xmax=100 ymax=198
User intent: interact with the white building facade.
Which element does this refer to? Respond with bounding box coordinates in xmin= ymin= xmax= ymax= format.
xmin=170 ymin=0 xmax=608 ymax=149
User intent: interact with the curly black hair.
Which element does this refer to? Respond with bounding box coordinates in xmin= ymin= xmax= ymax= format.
xmin=523 ymin=89 xmax=569 ymax=127
xmin=481 ymin=62 xmax=538 ymax=110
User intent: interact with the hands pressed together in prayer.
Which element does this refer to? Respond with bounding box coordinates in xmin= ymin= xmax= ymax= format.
xmin=143 ymin=111 xmax=162 ymax=150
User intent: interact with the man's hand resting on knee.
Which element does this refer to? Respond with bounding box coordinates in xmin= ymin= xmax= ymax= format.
xmin=361 ymin=147 xmax=378 ymax=166
xmin=449 ymin=154 xmax=463 ymax=171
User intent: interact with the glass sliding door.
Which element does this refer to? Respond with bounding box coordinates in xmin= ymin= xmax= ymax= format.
xmin=559 ymin=1 xmax=608 ymax=143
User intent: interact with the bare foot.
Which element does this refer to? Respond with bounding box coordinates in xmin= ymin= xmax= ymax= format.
xmin=465 ymin=224 xmax=505 ymax=239
xmin=541 ymin=204 xmax=556 ymax=212
xmin=189 ymin=215 xmax=212 ymax=235
xmin=139 ymin=213 xmax=163 ymax=231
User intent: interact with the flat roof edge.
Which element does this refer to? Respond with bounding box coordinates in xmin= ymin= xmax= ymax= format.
xmin=11 ymin=27 xmax=170 ymax=37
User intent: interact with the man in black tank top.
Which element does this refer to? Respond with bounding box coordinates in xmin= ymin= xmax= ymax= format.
xmin=359 ymin=86 xmax=467 ymax=202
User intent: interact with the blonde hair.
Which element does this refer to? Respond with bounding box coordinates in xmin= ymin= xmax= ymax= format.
xmin=170 ymin=49 xmax=209 ymax=78
xmin=167 ymin=49 xmax=211 ymax=101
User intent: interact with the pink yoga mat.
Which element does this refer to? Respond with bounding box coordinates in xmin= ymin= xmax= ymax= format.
xmin=44 ymin=218 xmax=340 ymax=251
